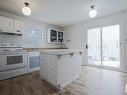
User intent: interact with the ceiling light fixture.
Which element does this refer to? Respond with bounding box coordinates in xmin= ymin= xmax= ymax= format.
xmin=89 ymin=5 xmax=97 ymax=18
xmin=22 ymin=2 xmax=31 ymax=16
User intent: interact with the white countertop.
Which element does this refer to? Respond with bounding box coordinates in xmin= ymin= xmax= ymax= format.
xmin=39 ymin=49 xmax=84 ymax=55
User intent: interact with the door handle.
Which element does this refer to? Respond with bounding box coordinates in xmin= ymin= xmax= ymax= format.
xmin=86 ymin=44 xmax=88 ymax=49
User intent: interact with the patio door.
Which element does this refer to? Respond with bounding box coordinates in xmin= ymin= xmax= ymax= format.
xmin=87 ymin=28 xmax=101 ymax=66
xmin=87 ymin=25 xmax=120 ymax=69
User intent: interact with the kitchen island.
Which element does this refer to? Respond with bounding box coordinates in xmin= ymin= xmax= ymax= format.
xmin=39 ymin=49 xmax=84 ymax=90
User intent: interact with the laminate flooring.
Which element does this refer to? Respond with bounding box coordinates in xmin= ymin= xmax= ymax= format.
xmin=0 ymin=66 xmax=126 ymax=95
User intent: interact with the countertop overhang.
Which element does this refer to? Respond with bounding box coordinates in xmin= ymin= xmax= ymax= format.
xmin=39 ymin=49 xmax=84 ymax=55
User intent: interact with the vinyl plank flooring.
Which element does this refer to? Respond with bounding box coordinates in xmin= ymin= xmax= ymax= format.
xmin=0 ymin=66 xmax=126 ymax=95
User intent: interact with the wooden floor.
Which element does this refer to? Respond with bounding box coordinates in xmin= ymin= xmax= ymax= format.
xmin=0 ymin=66 xmax=127 ymax=95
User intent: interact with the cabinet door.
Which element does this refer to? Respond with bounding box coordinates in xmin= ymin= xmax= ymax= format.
xmin=0 ymin=16 xmax=13 ymax=33
xmin=58 ymin=31 xmax=64 ymax=43
xmin=47 ymin=29 xmax=58 ymax=43
xmin=47 ymin=55 xmax=57 ymax=84
xmin=57 ymin=54 xmax=73 ymax=85
xmin=72 ymin=53 xmax=82 ymax=80
xmin=40 ymin=54 xmax=57 ymax=84
xmin=13 ymin=20 xmax=24 ymax=34
xmin=40 ymin=54 xmax=48 ymax=79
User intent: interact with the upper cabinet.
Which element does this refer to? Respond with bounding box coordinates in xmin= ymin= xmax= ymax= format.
xmin=47 ymin=29 xmax=58 ymax=43
xmin=0 ymin=16 xmax=23 ymax=35
xmin=13 ymin=20 xmax=24 ymax=35
xmin=0 ymin=16 xmax=13 ymax=33
xmin=47 ymin=28 xmax=64 ymax=43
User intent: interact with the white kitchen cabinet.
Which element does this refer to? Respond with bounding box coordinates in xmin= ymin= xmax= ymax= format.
xmin=40 ymin=54 xmax=57 ymax=84
xmin=13 ymin=20 xmax=24 ymax=35
xmin=40 ymin=50 xmax=83 ymax=90
xmin=57 ymin=53 xmax=82 ymax=87
xmin=0 ymin=16 xmax=13 ymax=33
xmin=47 ymin=28 xmax=64 ymax=43
xmin=0 ymin=16 xmax=23 ymax=35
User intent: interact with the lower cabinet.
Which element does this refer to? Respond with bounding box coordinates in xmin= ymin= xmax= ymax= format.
xmin=40 ymin=53 xmax=82 ymax=90
xmin=0 ymin=67 xmax=27 ymax=80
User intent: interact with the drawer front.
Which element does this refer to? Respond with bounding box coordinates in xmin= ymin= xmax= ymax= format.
xmin=0 ymin=67 xmax=27 ymax=80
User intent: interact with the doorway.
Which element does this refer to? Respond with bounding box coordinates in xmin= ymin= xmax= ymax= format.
xmin=87 ymin=25 xmax=120 ymax=69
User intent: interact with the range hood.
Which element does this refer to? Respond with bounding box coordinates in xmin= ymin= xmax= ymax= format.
xmin=0 ymin=29 xmax=22 ymax=36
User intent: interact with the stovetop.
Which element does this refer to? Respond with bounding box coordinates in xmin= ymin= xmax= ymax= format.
xmin=0 ymin=47 xmax=24 ymax=52
xmin=0 ymin=43 xmax=22 ymax=48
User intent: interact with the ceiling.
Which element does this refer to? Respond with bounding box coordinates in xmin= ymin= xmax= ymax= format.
xmin=0 ymin=0 xmax=127 ymax=26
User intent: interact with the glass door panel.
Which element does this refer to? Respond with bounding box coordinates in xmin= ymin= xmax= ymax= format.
xmin=87 ymin=28 xmax=101 ymax=66
xmin=102 ymin=25 xmax=120 ymax=68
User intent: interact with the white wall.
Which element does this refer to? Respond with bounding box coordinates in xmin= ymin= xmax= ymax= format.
xmin=0 ymin=11 xmax=64 ymax=48
xmin=63 ymin=11 xmax=127 ymax=72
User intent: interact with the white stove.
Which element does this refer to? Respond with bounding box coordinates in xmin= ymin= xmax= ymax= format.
xmin=0 ymin=42 xmax=24 ymax=52
xmin=0 ymin=43 xmax=28 ymax=80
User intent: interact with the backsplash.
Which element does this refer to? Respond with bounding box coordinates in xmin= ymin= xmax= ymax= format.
xmin=0 ymin=33 xmax=23 ymax=44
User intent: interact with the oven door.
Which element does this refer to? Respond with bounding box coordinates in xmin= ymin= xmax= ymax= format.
xmin=0 ymin=53 xmax=27 ymax=71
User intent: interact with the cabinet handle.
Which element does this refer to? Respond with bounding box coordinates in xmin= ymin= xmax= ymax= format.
xmin=17 ymin=30 xmax=20 ymax=32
